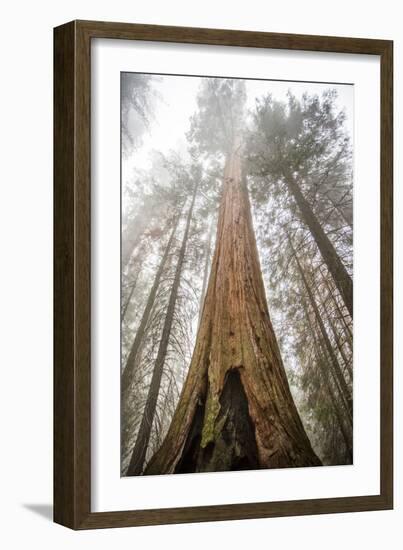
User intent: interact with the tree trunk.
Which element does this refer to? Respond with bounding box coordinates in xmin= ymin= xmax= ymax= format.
xmin=122 ymin=214 xmax=150 ymax=269
xmin=126 ymin=182 xmax=198 ymax=475
xmin=301 ymin=297 xmax=352 ymax=460
xmin=311 ymin=268 xmax=353 ymax=382
xmin=317 ymin=352 xmax=353 ymax=462
xmin=121 ymin=269 xmax=141 ymax=322
xmin=198 ymin=218 xmax=214 ymax=327
xmin=321 ymin=270 xmax=353 ymax=347
xmin=121 ymin=215 xmax=180 ymax=400
xmin=319 ymin=291 xmax=353 ymax=383
xmin=284 ymin=172 xmax=353 ymax=318
xmin=289 ymin=238 xmax=353 ymax=424
xmin=326 ymin=190 xmax=353 ymax=231
xmin=145 ymin=150 xmax=321 ymax=475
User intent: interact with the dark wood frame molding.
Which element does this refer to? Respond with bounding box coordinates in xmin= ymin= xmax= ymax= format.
xmin=54 ymin=20 xmax=393 ymax=529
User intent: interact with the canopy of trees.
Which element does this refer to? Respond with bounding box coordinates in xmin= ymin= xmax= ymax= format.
xmin=120 ymin=73 xmax=353 ymax=475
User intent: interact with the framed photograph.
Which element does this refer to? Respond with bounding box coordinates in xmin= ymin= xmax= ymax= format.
xmin=54 ymin=20 xmax=393 ymax=529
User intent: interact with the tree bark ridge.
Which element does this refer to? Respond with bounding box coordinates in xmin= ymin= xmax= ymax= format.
xmin=145 ymin=150 xmax=321 ymax=475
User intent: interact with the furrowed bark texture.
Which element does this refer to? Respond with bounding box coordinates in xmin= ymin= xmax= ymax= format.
xmin=198 ymin=220 xmax=213 ymax=327
xmin=145 ymin=150 xmax=321 ymax=475
xmin=285 ymin=173 xmax=353 ymax=319
xmin=126 ymin=184 xmax=198 ymax=475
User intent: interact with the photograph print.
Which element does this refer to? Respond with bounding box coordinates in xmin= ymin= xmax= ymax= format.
xmin=120 ymin=73 xmax=353 ymax=477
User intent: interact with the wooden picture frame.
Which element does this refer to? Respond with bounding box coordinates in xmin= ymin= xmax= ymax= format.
xmin=54 ymin=20 xmax=393 ymax=529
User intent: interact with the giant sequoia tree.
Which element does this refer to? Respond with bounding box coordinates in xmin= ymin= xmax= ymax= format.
xmin=145 ymin=80 xmax=320 ymax=474
xmin=121 ymin=76 xmax=354 ymax=474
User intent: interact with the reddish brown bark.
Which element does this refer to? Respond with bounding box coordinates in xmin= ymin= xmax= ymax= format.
xmin=198 ymin=218 xmax=213 ymax=327
xmin=145 ymin=150 xmax=321 ymax=475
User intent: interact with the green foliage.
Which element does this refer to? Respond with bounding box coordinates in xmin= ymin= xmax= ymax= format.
xmin=246 ymin=90 xmax=351 ymax=183
xmin=246 ymin=90 xmax=353 ymax=466
xmin=122 ymin=78 xmax=354 ymax=471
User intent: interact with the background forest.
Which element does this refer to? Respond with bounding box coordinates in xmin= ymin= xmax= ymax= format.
xmin=121 ymin=73 xmax=353 ymax=476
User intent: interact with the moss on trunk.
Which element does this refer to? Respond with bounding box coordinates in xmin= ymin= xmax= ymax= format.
xmin=145 ymin=149 xmax=321 ymax=475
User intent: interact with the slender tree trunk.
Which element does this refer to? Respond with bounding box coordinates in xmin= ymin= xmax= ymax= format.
xmin=284 ymin=172 xmax=353 ymax=318
xmin=322 ymin=362 xmax=353 ymax=462
xmin=316 ymin=346 xmax=353 ymax=461
xmin=289 ymin=237 xmax=353 ymax=424
xmin=328 ymin=317 xmax=353 ymax=382
xmin=153 ymin=377 xmax=172 ymax=451
xmin=319 ymin=292 xmax=353 ymax=383
xmin=121 ymin=269 xmax=141 ymax=322
xmin=121 ymin=216 xmax=180 ymax=465
xmin=145 ymin=149 xmax=321 ymax=475
xmin=122 ymin=214 xmax=150 ymax=269
xmin=198 ymin=218 xmax=214 ymax=327
xmin=121 ymin=215 xmax=180 ymax=399
xmin=126 ymin=182 xmax=199 ymax=475
xmin=311 ymin=269 xmax=353 ymax=382
xmin=321 ymin=270 xmax=353 ymax=346
xmin=326 ymin=191 xmax=353 ymax=231
xmin=121 ymin=241 xmax=149 ymax=321
xmin=301 ymin=298 xmax=352 ymax=460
